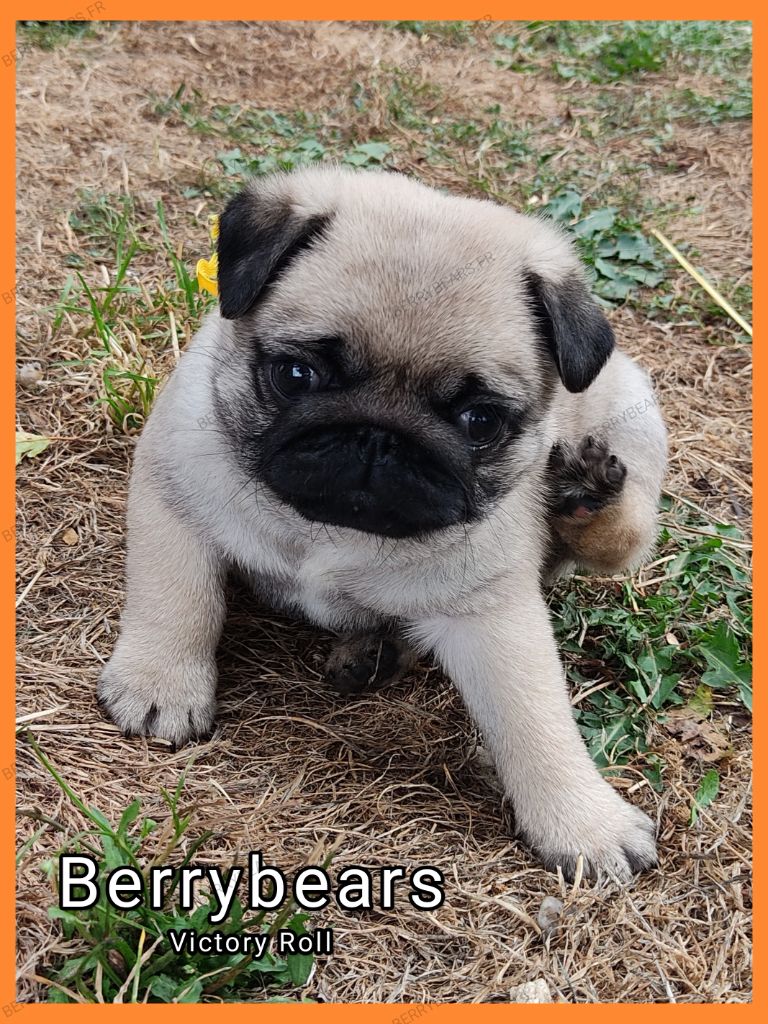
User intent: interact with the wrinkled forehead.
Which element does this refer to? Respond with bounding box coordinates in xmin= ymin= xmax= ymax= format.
xmin=251 ymin=203 xmax=543 ymax=392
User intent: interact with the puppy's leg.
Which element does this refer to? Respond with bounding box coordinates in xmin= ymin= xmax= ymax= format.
xmin=324 ymin=633 xmax=416 ymax=695
xmin=98 ymin=477 xmax=226 ymax=746
xmin=412 ymin=585 xmax=657 ymax=880
xmin=546 ymin=435 xmax=656 ymax=578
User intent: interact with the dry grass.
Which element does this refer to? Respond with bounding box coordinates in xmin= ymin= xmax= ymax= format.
xmin=16 ymin=21 xmax=751 ymax=1003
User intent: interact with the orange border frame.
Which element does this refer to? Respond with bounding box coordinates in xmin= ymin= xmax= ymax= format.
xmin=4 ymin=3 xmax=759 ymax=1014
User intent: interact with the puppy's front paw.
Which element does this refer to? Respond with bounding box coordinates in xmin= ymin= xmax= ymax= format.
xmin=548 ymin=435 xmax=627 ymax=520
xmin=520 ymin=786 xmax=657 ymax=882
xmin=98 ymin=650 xmax=217 ymax=746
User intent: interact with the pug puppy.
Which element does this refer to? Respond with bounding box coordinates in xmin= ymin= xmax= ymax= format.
xmin=99 ymin=167 xmax=666 ymax=881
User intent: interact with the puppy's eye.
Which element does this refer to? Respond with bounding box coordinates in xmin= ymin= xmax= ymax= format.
xmin=458 ymin=406 xmax=505 ymax=446
xmin=270 ymin=360 xmax=322 ymax=399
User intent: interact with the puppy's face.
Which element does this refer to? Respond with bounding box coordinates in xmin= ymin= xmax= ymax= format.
xmin=213 ymin=168 xmax=614 ymax=539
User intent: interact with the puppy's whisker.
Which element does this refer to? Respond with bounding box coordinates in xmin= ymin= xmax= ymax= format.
xmin=488 ymin=501 xmax=529 ymax=534
xmin=174 ymin=427 xmax=232 ymax=436
xmin=182 ymin=452 xmax=239 ymax=462
xmin=321 ymin=522 xmax=339 ymax=549
xmin=377 ymin=536 xmax=400 ymax=566
xmin=221 ymin=475 xmax=258 ymax=513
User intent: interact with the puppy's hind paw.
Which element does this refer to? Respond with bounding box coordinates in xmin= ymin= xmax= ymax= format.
xmin=324 ymin=634 xmax=416 ymax=696
xmin=548 ymin=435 xmax=627 ymax=520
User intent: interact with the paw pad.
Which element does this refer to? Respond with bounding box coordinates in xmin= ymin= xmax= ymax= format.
xmin=548 ymin=435 xmax=627 ymax=518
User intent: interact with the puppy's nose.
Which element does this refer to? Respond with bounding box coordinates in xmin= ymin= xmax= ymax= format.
xmin=355 ymin=427 xmax=397 ymax=466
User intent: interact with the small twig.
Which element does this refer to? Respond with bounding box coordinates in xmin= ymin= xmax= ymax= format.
xmin=652 ymin=229 xmax=752 ymax=337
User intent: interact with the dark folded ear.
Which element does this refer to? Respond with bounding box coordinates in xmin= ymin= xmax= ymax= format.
xmin=217 ymin=189 xmax=330 ymax=319
xmin=526 ymin=271 xmax=614 ymax=393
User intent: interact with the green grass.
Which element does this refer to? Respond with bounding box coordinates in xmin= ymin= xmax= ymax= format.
xmin=391 ymin=20 xmax=493 ymax=47
xmin=543 ymin=190 xmax=666 ymax=305
xmin=67 ymin=191 xmax=139 ymax=262
xmin=648 ymin=277 xmax=753 ymax=339
xmin=488 ymin=22 xmax=751 ymax=138
xmin=588 ymin=80 xmax=751 ymax=141
xmin=18 ymin=20 xmax=99 ymax=50
xmin=53 ymin=191 xmax=213 ymax=433
xmin=22 ymin=735 xmax=317 ymax=1003
xmin=491 ymin=21 xmax=751 ymax=84
xmin=150 ymin=88 xmax=394 ymax=201
xmin=553 ymin=498 xmax=751 ymax=800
